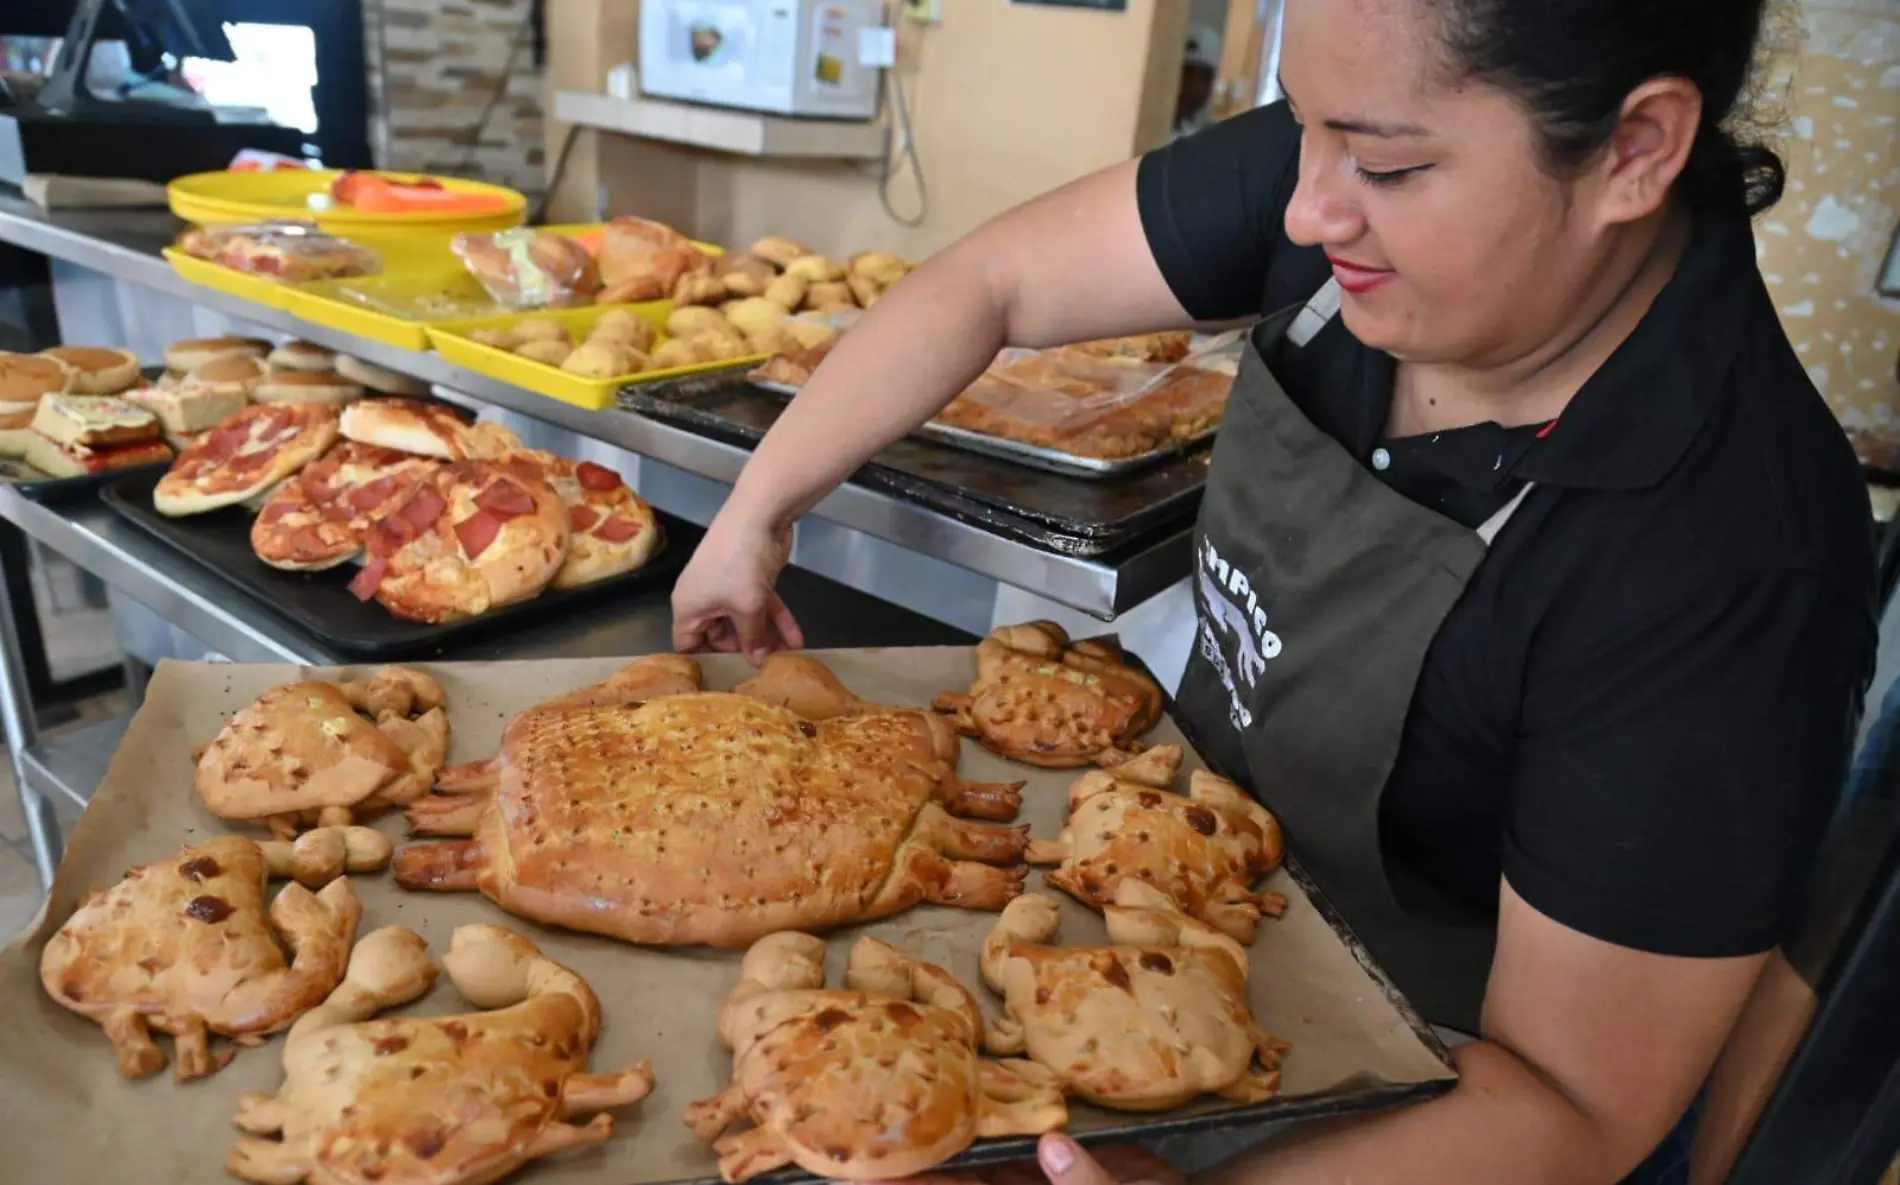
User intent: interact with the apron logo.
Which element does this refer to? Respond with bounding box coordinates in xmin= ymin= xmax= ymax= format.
xmin=1195 ymin=537 xmax=1282 ymax=733
xmin=1196 ymin=538 xmax=1282 ymax=688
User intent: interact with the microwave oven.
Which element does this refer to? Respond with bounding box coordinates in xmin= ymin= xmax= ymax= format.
xmin=639 ymin=0 xmax=887 ymax=121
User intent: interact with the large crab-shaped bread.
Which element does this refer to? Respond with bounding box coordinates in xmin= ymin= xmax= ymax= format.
xmin=40 ymin=829 xmax=390 ymax=1080
xmin=1027 ymin=745 xmax=1286 ymax=942
xmin=230 ymin=923 xmax=655 ymax=1185
xmin=981 ymin=882 xmax=1288 ymax=1110
xmin=934 ymin=622 xmax=1164 ymax=768
xmin=196 ymin=666 xmax=451 ymax=837
xmin=394 ymin=654 xmax=1030 ymax=947
xmin=684 ymin=931 xmax=1067 ymax=1181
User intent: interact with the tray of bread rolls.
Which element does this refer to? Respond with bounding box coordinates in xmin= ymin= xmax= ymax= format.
xmin=0 ymin=639 xmax=1456 ymax=1185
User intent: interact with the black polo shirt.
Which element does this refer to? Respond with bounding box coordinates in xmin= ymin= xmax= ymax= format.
xmin=1139 ymin=102 xmax=1877 ymax=958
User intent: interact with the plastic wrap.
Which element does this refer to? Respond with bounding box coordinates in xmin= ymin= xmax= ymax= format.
xmin=451 ymin=227 xmax=602 ymax=309
xmin=173 ymin=220 xmax=381 ymax=281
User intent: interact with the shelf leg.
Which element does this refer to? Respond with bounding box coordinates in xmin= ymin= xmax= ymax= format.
xmin=0 ymin=526 xmax=57 ymax=889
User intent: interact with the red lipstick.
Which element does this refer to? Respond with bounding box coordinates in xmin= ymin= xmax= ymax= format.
xmin=1326 ymin=252 xmax=1396 ymax=295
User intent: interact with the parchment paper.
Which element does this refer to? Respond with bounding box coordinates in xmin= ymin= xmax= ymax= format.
xmin=0 ymin=649 xmax=1456 ymax=1183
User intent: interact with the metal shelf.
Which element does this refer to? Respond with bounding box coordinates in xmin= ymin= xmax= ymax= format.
xmin=22 ymin=711 xmax=131 ymax=812
xmin=0 ymin=193 xmax=1192 ymax=620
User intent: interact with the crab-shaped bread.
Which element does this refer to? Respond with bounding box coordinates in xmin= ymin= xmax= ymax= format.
xmin=934 ymin=622 xmax=1164 ymax=768
xmin=196 ymin=666 xmax=451 ymax=837
xmin=229 ymin=924 xmax=655 ymax=1185
xmin=40 ymin=829 xmax=389 ymax=1080
xmin=395 ymin=654 xmax=1030 ymax=947
xmin=1027 ymin=745 xmax=1286 ymax=942
xmin=684 ymin=932 xmax=1067 ymax=1182
xmin=981 ymin=882 xmax=1288 ymax=1110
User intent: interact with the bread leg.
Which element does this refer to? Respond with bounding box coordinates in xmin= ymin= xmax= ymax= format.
xmin=714 ymin=1126 xmax=795 ymax=1183
xmin=977 ymin=1060 xmax=1068 ymax=1137
xmin=393 ymin=840 xmax=486 ymax=891
xmin=1024 ymin=838 xmax=1070 ymax=865
xmin=171 ymin=1012 xmax=235 ymax=1080
xmin=103 ymin=1007 xmax=166 ymax=1078
xmin=227 ymin=1137 xmax=310 ymax=1185
xmin=259 ymin=826 xmax=392 ymax=886
xmin=915 ymin=803 xmax=1029 ymax=864
xmin=1216 ymin=1067 xmax=1281 ymax=1103
xmin=919 ymin=854 xmax=1025 ymax=911
xmin=234 ymin=1092 xmax=288 ymax=1135
xmin=521 ymin=1113 xmax=613 ymax=1162
xmin=433 ymin=757 xmax=499 ymax=794
xmin=683 ymin=1081 xmax=748 ymax=1142
xmin=939 ymin=775 xmax=1024 ymax=821
xmin=404 ymin=793 xmax=487 ymax=837
xmin=559 ymin=1063 xmax=656 ymax=1117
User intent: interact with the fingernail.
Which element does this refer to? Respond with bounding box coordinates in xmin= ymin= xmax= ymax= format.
xmin=1041 ymin=1134 xmax=1076 ymax=1176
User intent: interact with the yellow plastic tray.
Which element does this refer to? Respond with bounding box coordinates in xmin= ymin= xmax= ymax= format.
xmin=288 ymin=228 xmax=730 ymax=352
xmin=169 ymin=169 xmax=527 ymax=236
xmin=161 ymin=247 xmax=303 ymax=310
xmin=287 ymin=269 xmax=510 ymax=350
xmin=427 ymin=304 xmax=767 ymax=412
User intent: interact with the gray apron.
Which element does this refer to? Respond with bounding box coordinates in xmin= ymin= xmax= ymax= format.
xmin=1175 ymin=278 xmax=1535 ymax=1035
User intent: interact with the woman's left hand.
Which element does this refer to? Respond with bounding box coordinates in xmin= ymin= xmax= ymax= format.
xmin=873 ymin=1134 xmax=1186 ymax=1185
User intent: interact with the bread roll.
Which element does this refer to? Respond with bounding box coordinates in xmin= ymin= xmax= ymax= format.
xmin=785 ymin=255 xmax=846 ymax=283
xmin=763 ymin=272 xmax=809 ymax=311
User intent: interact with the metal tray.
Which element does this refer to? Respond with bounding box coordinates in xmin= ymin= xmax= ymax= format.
xmin=751 ymin=378 xmax=1218 ymax=479
xmin=99 ymin=468 xmax=699 ymax=657
xmin=2 ymin=458 xmax=170 ymax=503
xmin=621 ymin=376 xmax=1208 ymax=557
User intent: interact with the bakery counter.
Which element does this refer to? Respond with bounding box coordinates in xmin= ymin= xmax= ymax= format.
xmin=0 ymin=193 xmax=1193 ymax=620
xmin=0 ymin=482 xmax=971 ymax=886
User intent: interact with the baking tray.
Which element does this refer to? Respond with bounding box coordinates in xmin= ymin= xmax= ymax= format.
xmin=2 ymin=458 xmax=171 ymax=503
xmin=752 ymin=378 xmax=1216 ymax=479
xmin=622 ymin=376 xmax=1209 ymax=556
xmin=99 ymin=468 xmax=698 ymax=657
xmin=0 ymin=651 xmax=1457 ymax=1185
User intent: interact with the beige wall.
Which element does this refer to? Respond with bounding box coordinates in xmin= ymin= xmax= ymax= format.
xmin=1756 ymin=0 xmax=1900 ymax=466
xmin=545 ymin=0 xmax=1188 ymax=258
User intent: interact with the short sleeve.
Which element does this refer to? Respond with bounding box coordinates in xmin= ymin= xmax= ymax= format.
xmin=1503 ymin=571 xmax=1873 ymax=957
xmin=1136 ymin=101 xmax=1301 ymax=322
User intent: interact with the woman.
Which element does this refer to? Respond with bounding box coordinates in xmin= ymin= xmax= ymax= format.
xmin=673 ymin=0 xmax=1877 ymax=1180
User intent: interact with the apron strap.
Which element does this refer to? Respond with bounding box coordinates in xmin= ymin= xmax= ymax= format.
xmin=1286 ymin=277 xmax=1343 ymax=348
xmin=1475 ymin=481 xmax=1537 ymax=546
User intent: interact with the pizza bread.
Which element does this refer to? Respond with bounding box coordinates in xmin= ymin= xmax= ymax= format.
xmin=501 ymin=451 xmax=660 ymax=588
xmin=348 ymin=459 xmax=570 ymax=622
xmin=38 ymin=346 xmax=141 ymax=394
xmin=121 ymin=383 xmax=249 ymax=435
xmin=24 ymin=434 xmax=172 ymax=478
xmin=337 ymin=398 xmax=517 ymax=460
xmin=252 ymin=442 xmax=443 ymax=571
xmin=30 ymin=394 xmax=159 ymax=449
xmin=154 ymin=402 xmax=340 ymax=517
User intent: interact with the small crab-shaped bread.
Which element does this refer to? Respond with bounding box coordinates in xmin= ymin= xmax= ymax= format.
xmin=40 ymin=829 xmax=389 ymax=1080
xmin=230 ymin=924 xmax=655 ymax=1185
xmin=196 ymin=666 xmax=451 ymax=836
xmin=684 ymin=932 xmax=1067 ymax=1182
xmin=396 ymin=654 xmax=1029 ymax=947
xmin=981 ymin=882 xmax=1287 ymax=1111
xmin=1027 ymin=745 xmax=1286 ymax=942
xmin=934 ymin=622 xmax=1164 ymax=768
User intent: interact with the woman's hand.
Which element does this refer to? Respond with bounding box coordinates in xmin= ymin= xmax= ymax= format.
xmin=670 ymin=510 xmax=804 ymax=661
xmin=873 ymin=1135 xmax=1186 ymax=1185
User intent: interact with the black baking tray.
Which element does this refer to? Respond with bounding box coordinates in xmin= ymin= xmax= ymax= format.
xmin=620 ymin=375 xmax=1208 ymax=557
xmin=5 ymin=458 xmax=171 ymax=503
xmin=100 ymin=468 xmax=699 ymax=656
xmin=699 ymin=641 xmax=1456 ymax=1185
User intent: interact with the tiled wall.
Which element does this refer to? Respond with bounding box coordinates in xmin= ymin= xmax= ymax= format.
xmin=1757 ymin=0 xmax=1900 ymax=466
xmin=362 ymin=0 xmax=547 ymax=195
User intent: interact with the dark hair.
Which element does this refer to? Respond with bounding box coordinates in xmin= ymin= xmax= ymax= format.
xmin=1436 ymin=0 xmax=1785 ymax=214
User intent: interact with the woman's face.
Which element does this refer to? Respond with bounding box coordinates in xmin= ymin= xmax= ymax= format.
xmin=1277 ymin=0 xmax=1615 ymax=369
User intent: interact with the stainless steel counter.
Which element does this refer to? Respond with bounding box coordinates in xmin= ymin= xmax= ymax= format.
xmin=0 ymin=195 xmax=1193 ymax=619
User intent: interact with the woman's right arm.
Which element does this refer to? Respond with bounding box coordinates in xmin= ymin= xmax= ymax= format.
xmin=671 ymin=103 xmax=1301 ymax=656
xmin=670 ymin=159 xmax=1193 ymax=655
